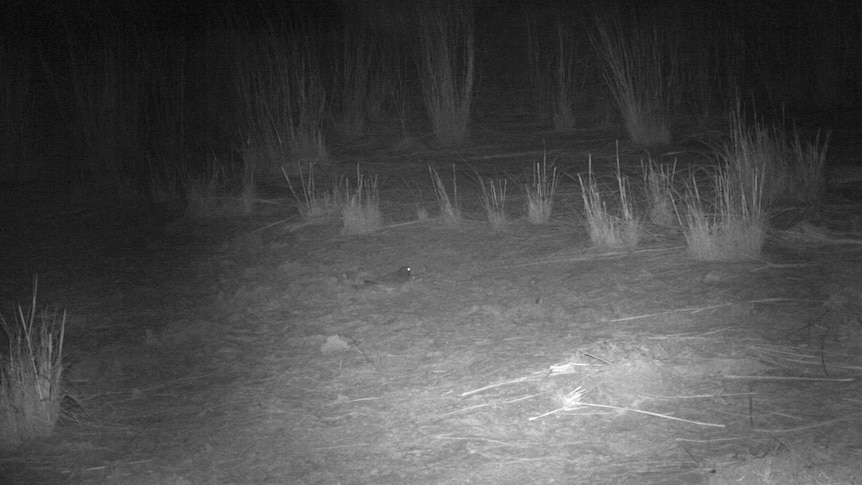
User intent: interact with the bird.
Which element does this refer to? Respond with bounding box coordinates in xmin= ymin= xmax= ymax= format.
xmin=364 ymin=266 xmax=412 ymax=287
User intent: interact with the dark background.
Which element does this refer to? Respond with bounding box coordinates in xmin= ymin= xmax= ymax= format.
xmin=1 ymin=0 xmax=859 ymax=190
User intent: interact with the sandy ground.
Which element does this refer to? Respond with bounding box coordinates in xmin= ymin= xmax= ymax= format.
xmin=2 ymin=126 xmax=862 ymax=484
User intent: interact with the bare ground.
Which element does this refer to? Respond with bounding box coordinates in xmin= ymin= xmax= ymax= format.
xmin=2 ymin=127 xmax=862 ymax=484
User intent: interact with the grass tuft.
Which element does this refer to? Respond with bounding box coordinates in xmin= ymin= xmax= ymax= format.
xmin=478 ymin=177 xmax=508 ymax=231
xmin=682 ymin=166 xmax=765 ymax=261
xmin=282 ymin=163 xmax=340 ymax=218
xmin=417 ymin=0 xmax=475 ymax=146
xmin=526 ymin=12 xmax=586 ymax=131
xmin=592 ymin=14 xmax=677 ymax=146
xmin=342 ymin=169 xmax=381 ymax=235
xmin=789 ymin=129 xmax=829 ymax=204
xmin=642 ymin=158 xmax=678 ymax=227
xmin=719 ymin=102 xmax=830 ymax=207
xmin=429 ymin=165 xmax=462 ymax=226
xmin=526 ymin=155 xmax=559 ymax=224
xmin=1 ymin=279 xmax=67 ymax=450
xmin=578 ymin=155 xmax=640 ymax=249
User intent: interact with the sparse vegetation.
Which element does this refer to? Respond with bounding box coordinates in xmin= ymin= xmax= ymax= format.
xmin=677 ymin=5 xmax=742 ymax=128
xmin=678 ymin=102 xmax=827 ymax=261
xmin=592 ymin=13 xmax=677 ymax=146
xmin=429 ymin=165 xmax=462 ymax=226
xmin=527 ymin=13 xmax=587 ymax=131
xmin=550 ymin=23 xmax=579 ymax=132
xmin=417 ymin=0 xmax=475 ymax=146
xmin=4 ymin=4 xmax=861 ymax=483
xmin=232 ymin=27 xmax=327 ymax=179
xmin=0 ymin=281 xmax=67 ymax=450
xmin=478 ymin=177 xmax=508 ymax=231
xmin=642 ymin=158 xmax=677 ymax=227
xmin=682 ymin=165 xmax=765 ymax=261
xmin=330 ymin=25 xmax=374 ymax=140
xmin=525 ymin=156 xmax=559 ymax=224
xmin=790 ymin=129 xmax=830 ymax=203
xmin=282 ymin=163 xmax=341 ymax=219
xmin=578 ymin=156 xmax=640 ymax=249
xmin=719 ymin=104 xmax=829 ymax=207
xmin=342 ymin=169 xmax=381 ymax=235
xmin=52 ymin=32 xmax=190 ymax=202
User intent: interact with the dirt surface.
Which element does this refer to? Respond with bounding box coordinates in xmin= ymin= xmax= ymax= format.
xmin=2 ymin=128 xmax=862 ymax=484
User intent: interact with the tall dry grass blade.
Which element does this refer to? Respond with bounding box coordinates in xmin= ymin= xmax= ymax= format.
xmin=429 ymin=165 xmax=461 ymax=226
xmin=614 ymin=156 xmax=641 ymax=248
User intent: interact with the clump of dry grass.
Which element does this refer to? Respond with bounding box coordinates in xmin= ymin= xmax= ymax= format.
xmin=526 ymin=156 xmax=559 ymax=224
xmin=478 ymin=177 xmax=508 ymax=231
xmin=642 ymin=158 xmax=678 ymax=227
xmin=0 ymin=280 xmax=67 ymax=450
xmin=282 ymin=162 xmax=341 ymax=218
xmin=720 ymin=103 xmax=829 ymax=207
xmin=526 ymin=12 xmax=586 ymax=131
xmin=417 ymin=0 xmax=475 ymax=146
xmin=342 ymin=169 xmax=381 ymax=235
xmin=429 ymin=165 xmax=461 ymax=226
xmin=233 ymin=28 xmax=328 ymax=177
xmin=789 ymin=129 xmax=829 ymax=204
xmin=592 ymin=14 xmax=677 ymax=146
xmin=679 ymin=102 xmax=828 ymax=261
xmin=682 ymin=166 xmax=765 ymax=261
xmin=679 ymin=102 xmax=827 ymax=260
xmin=578 ymin=155 xmax=640 ymax=249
